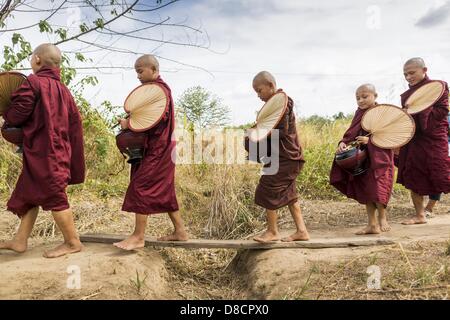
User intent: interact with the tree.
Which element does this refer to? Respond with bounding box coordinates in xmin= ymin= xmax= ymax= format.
xmin=177 ymin=86 xmax=230 ymax=129
xmin=0 ymin=0 xmax=211 ymax=73
xmin=0 ymin=0 xmax=213 ymax=126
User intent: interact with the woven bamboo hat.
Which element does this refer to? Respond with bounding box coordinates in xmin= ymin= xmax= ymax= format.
xmin=248 ymin=91 xmax=288 ymax=142
xmin=361 ymin=104 xmax=415 ymax=149
xmin=0 ymin=72 xmax=27 ymax=116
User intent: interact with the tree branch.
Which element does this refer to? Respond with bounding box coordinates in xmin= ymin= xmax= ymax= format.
xmin=73 ymin=38 xmax=214 ymax=77
xmin=123 ymin=14 xmax=203 ymax=33
xmin=94 ymin=26 xmax=210 ymax=49
xmin=53 ymin=0 xmax=139 ymax=46
xmin=1 ymin=0 xmax=68 ymax=32
xmin=0 ymin=0 xmax=20 ymax=26
xmin=130 ymin=0 xmax=180 ymax=12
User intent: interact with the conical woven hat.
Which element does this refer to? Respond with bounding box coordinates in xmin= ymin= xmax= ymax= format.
xmin=0 ymin=72 xmax=27 ymax=116
xmin=405 ymin=81 xmax=445 ymax=114
xmin=124 ymin=83 xmax=169 ymax=132
xmin=361 ymin=104 xmax=415 ymax=149
xmin=248 ymin=91 xmax=288 ymax=142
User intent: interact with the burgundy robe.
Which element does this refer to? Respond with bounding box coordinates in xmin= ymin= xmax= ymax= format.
xmin=3 ymin=67 xmax=85 ymax=216
xmin=121 ymin=76 xmax=179 ymax=214
xmin=254 ymin=91 xmax=305 ymax=210
xmin=330 ymin=107 xmax=394 ymax=206
xmin=397 ymin=76 xmax=450 ymax=195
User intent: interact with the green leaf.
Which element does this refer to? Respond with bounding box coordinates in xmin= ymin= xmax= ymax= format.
xmin=79 ymin=23 xmax=89 ymax=33
xmin=75 ymin=53 xmax=86 ymax=62
xmin=55 ymin=28 xmax=68 ymax=40
xmin=94 ymin=18 xmax=104 ymax=29
xmin=38 ymin=20 xmax=53 ymax=33
xmin=11 ymin=33 xmax=21 ymax=45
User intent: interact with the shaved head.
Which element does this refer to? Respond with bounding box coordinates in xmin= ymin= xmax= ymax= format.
xmin=33 ymin=43 xmax=61 ymax=67
xmin=404 ymin=57 xmax=426 ymax=68
xmin=355 ymin=83 xmax=377 ymax=109
xmin=135 ymin=54 xmax=159 ymax=71
xmin=356 ymin=83 xmax=377 ymax=94
xmin=253 ymin=71 xmax=277 ymax=87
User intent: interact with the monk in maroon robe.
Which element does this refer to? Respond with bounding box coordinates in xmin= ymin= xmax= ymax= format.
xmin=0 ymin=44 xmax=85 ymax=258
xmin=397 ymin=58 xmax=450 ymax=225
xmin=330 ymin=84 xmax=394 ymax=235
xmin=250 ymin=71 xmax=309 ymax=243
xmin=113 ymin=55 xmax=188 ymax=251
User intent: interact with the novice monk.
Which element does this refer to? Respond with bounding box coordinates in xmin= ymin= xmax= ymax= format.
xmin=397 ymin=58 xmax=450 ymax=225
xmin=330 ymin=84 xmax=394 ymax=235
xmin=113 ymin=54 xmax=188 ymax=251
xmin=0 ymin=43 xmax=85 ymax=258
xmin=250 ymin=71 xmax=309 ymax=243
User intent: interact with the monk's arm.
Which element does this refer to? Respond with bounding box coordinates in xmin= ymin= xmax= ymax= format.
xmin=340 ymin=114 xmax=359 ymax=144
xmin=418 ymin=83 xmax=449 ymax=132
xmin=432 ymin=84 xmax=449 ymax=120
xmin=3 ymin=80 xmax=37 ymax=126
xmin=68 ymin=104 xmax=86 ymax=184
xmin=276 ymin=107 xmax=290 ymax=137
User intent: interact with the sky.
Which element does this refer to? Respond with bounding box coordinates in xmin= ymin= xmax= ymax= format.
xmin=1 ymin=0 xmax=450 ymax=125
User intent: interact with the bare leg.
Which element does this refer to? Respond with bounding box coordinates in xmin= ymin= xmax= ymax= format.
xmin=425 ymin=199 xmax=438 ymax=218
xmin=157 ymin=211 xmax=189 ymax=241
xmin=113 ymin=213 xmax=148 ymax=250
xmin=401 ymin=191 xmax=427 ymax=225
xmin=254 ymin=209 xmax=281 ymax=243
xmin=282 ymin=201 xmax=310 ymax=241
xmin=0 ymin=207 xmax=39 ymax=253
xmin=376 ymin=203 xmax=391 ymax=232
xmin=356 ymin=202 xmax=381 ymax=235
xmin=425 ymin=199 xmax=438 ymax=212
xmin=43 ymin=208 xmax=83 ymax=258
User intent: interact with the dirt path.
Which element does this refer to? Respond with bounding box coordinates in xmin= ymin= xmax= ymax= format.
xmin=0 ymin=242 xmax=173 ymax=299
xmin=0 ymin=199 xmax=449 ymax=300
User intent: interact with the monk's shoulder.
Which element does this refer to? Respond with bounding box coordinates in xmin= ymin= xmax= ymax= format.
xmin=25 ymin=74 xmax=41 ymax=94
xmin=438 ymin=80 xmax=449 ymax=91
xmin=353 ymin=107 xmax=364 ymax=118
xmin=284 ymin=95 xmax=294 ymax=114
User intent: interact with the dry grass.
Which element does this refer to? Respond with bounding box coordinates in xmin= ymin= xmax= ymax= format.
xmin=158 ymin=248 xmax=248 ymax=300
xmin=279 ymin=241 xmax=450 ymax=300
xmin=0 ymin=138 xmax=21 ymax=195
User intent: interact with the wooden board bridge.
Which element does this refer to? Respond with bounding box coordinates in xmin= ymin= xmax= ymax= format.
xmin=80 ymin=233 xmax=395 ymax=250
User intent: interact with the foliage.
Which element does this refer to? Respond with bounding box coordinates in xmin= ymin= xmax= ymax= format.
xmin=176 ymin=86 xmax=231 ymax=129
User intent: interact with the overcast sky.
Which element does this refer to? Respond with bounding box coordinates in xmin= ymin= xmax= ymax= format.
xmin=2 ymin=0 xmax=450 ymax=125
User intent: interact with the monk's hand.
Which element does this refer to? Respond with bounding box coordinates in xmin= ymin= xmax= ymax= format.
xmin=356 ymin=136 xmax=369 ymax=145
xmin=337 ymin=142 xmax=347 ymax=153
xmin=119 ymin=118 xmax=129 ymax=130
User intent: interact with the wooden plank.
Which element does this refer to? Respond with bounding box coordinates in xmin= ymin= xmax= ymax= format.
xmin=80 ymin=233 xmax=395 ymax=250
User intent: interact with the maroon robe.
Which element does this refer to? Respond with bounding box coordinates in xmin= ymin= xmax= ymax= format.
xmin=254 ymin=91 xmax=305 ymax=210
xmin=330 ymin=107 xmax=394 ymax=206
xmin=397 ymin=76 xmax=450 ymax=195
xmin=121 ymin=76 xmax=179 ymax=214
xmin=3 ymin=67 xmax=85 ymax=216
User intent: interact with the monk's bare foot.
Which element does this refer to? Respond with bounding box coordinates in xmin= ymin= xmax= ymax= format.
xmin=401 ymin=215 xmax=427 ymax=225
xmin=43 ymin=241 xmax=83 ymax=258
xmin=356 ymin=225 xmax=381 ymax=235
xmin=253 ymin=231 xmax=281 ymax=243
xmin=0 ymin=240 xmax=27 ymax=253
xmin=157 ymin=231 xmax=189 ymax=241
xmin=281 ymin=230 xmax=310 ymax=242
xmin=378 ymin=217 xmax=391 ymax=232
xmin=113 ymin=235 xmax=145 ymax=251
